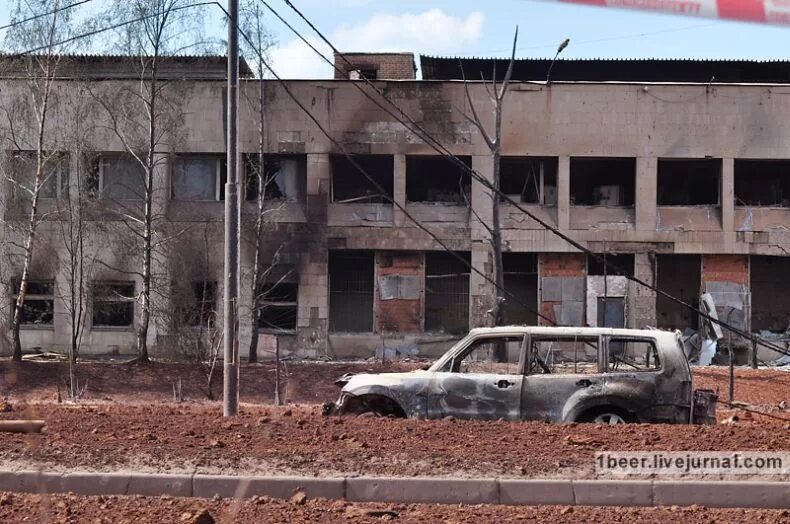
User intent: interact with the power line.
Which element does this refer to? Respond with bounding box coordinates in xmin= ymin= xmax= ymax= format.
xmin=209 ymin=3 xmax=555 ymax=326
xmin=0 ymin=0 xmax=95 ymax=33
xmin=8 ymin=1 xmax=218 ymax=56
xmin=274 ymin=0 xmax=790 ymax=358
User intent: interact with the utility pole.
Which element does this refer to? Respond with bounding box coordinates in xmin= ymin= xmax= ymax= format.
xmin=223 ymin=0 xmax=240 ymax=416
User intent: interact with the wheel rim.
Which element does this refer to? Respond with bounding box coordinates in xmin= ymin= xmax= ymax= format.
xmin=593 ymin=413 xmax=625 ymax=425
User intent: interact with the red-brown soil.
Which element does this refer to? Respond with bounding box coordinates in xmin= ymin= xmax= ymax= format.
xmin=0 ymin=360 xmax=787 ymax=479
xmin=0 ymin=492 xmax=788 ymax=524
xmin=0 ymin=401 xmax=787 ymax=479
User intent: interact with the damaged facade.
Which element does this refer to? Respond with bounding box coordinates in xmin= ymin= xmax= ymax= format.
xmin=2 ymin=53 xmax=790 ymax=362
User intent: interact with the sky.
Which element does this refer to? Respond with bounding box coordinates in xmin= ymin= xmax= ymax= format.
xmin=263 ymin=0 xmax=790 ymax=78
xmin=1 ymin=0 xmax=789 ymax=78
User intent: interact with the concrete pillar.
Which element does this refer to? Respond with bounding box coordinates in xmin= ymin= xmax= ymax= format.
xmin=149 ymin=151 xmax=171 ymax=351
xmin=721 ymin=158 xmax=735 ymax=232
xmin=557 ymin=156 xmax=570 ymax=230
xmin=636 ymin=157 xmax=657 ymax=231
xmin=296 ymin=153 xmax=329 ymax=358
xmin=393 ymin=154 xmax=406 ymax=227
xmin=470 ymin=155 xmax=495 ymax=328
xmin=629 ymin=253 xmax=657 ymax=329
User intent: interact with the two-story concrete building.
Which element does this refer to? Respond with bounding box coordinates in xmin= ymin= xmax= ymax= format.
xmin=2 ymin=53 xmax=789 ymax=362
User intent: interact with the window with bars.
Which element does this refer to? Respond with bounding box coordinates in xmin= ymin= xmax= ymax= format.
xmin=425 ymin=252 xmax=470 ymax=334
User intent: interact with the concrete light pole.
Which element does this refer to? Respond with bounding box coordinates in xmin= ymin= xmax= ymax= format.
xmin=223 ymin=0 xmax=240 ymax=417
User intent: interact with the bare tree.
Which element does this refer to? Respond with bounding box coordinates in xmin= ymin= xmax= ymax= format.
xmin=456 ymin=28 xmax=519 ymax=341
xmin=92 ymin=0 xmax=214 ymax=362
xmin=55 ymin=90 xmax=101 ymax=398
xmin=238 ymin=0 xmax=275 ymax=364
xmin=0 ymin=0 xmax=90 ymax=361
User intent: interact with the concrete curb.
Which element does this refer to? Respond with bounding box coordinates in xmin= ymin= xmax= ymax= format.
xmin=0 ymin=471 xmax=787 ymax=509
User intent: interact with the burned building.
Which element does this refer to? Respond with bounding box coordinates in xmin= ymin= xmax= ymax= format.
xmin=2 ymin=53 xmax=790 ymax=362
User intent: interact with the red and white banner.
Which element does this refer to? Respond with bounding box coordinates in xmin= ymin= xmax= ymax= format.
xmin=553 ymin=0 xmax=790 ymax=25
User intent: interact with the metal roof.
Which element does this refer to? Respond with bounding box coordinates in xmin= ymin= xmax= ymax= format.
xmin=420 ymin=55 xmax=790 ymax=84
xmin=0 ymin=54 xmax=253 ymax=80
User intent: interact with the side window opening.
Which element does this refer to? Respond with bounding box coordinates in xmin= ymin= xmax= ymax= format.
xmin=608 ymin=338 xmax=661 ymax=372
xmin=530 ymin=336 xmax=600 ymax=374
xmin=450 ymin=336 xmax=523 ymax=374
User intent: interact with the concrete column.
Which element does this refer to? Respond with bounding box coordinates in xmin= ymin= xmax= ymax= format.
xmin=629 ymin=253 xmax=657 ymax=329
xmin=470 ymin=155 xmax=495 ymax=328
xmin=149 ymin=151 xmax=171 ymax=351
xmin=393 ymin=154 xmax=406 ymax=227
xmin=296 ymin=153 xmax=329 ymax=358
xmin=636 ymin=157 xmax=657 ymax=231
xmin=721 ymin=158 xmax=735 ymax=232
xmin=557 ymin=156 xmax=570 ymax=230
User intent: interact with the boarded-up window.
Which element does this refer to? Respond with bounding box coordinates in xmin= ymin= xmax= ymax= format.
xmin=425 ymin=252 xmax=469 ymax=334
xmin=329 ymin=252 xmax=374 ymax=332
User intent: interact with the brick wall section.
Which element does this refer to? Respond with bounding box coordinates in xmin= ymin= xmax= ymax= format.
xmin=333 ymin=53 xmax=416 ymax=80
xmin=539 ymin=253 xmax=587 ymax=326
xmin=374 ymin=252 xmax=423 ymax=333
xmin=702 ymin=254 xmax=749 ymax=285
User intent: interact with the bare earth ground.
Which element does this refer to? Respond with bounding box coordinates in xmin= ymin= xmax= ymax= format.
xmin=1 ymin=492 xmax=789 ymax=524
xmin=0 ymin=360 xmax=787 ymax=479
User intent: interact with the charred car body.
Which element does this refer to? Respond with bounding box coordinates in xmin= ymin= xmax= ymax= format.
xmin=324 ymin=327 xmax=717 ymax=424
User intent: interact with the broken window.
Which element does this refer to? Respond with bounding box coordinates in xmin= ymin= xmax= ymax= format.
xmin=503 ymin=253 xmax=538 ymax=325
xmin=329 ymin=252 xmax=374 ymax=332
xmin=406 ymin=156 xmax=472 ymax=203
xmin=751 ymin=256 xmax=790 ymax=332
xmin=259 ymin=282 xmax=298 ymax=331
xmin=350 ymin=68 xmax=377 ymax=80
xmin=12 ymin=280 xmax=54 ymax=326
xmin=607 ymin=338 xmax=661 ymax=372
xmin=330 ymin=154 xmax=393 ymax=203
xmin=570 ymin=157 xmax=635 ymax=206
xmin=734 ymin=159 xmax=790 ymax=207
xmin=245 ymin=154 xmax=306 ymax=202
xmin=448 ymin=336 xmax=523 ymax=374
xmin=587 ymin=254 xmax=635 ymax=277
xmin=658 ymin=159 xmax=721 ymax=205
xmin=657 ymin=255 xmax=700 ymax=330
xmin=90 ymin=154 xmax=146 ymax=200
xmin=425 ymin=252 xmax=470 ymax=334
xmin=172 ymin=155 xmax=226 ymax=201
xmin=7 ymin=151 xmax=69 ymax=200
xmin=184 ymin=281 xmax=217 ymax=327
xmin=529 ymin=335 xmax=600 ymax=375
xmin=92 ymin=282 xmax=135 ymax=328
xmin=500 ymin=157 xmax=558 ymax=205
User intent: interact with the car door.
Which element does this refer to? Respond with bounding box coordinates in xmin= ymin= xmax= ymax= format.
xmin=521 ymin=334 xmax=604 ymax=422
xmin=425 ymin=335 xmax=525 ymax=421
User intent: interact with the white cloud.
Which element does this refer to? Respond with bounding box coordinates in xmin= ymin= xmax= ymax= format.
xmin=270 ymin=9 xmax=485 ymax=79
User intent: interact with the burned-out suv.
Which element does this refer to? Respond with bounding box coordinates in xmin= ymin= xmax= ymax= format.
xmin=324 ymin=327 xmax=717 ymax=424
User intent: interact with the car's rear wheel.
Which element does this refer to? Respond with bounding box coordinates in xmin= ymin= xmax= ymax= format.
xmin=579 ymin=407 xmax=633 ymax=425
xmin=344 ymin=394 xmax=406 ymax=418
xmin=592 ymin=412 xmax=626 ymax=425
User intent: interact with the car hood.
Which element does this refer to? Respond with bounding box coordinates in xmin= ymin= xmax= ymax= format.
xmin=341 ymin=370 xmax=432 ymax=391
